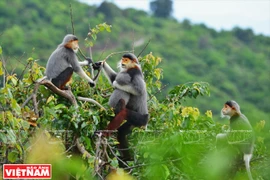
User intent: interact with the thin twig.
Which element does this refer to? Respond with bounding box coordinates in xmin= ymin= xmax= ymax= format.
xmin=1 ymin=53 xmax=6 ymax=88
xmin=93 ymin=67 xmax=102 ymax=82
xmin=11 ymin=52 xmax=26 ymax=75
xmin=148 ymin=83 xmax=168 ymax=101
xmin=78 ymin=49 xmax=87 ymax=59
xmin=69 ymin=3 xmax=75 ymax=35
xmin=107 ymin=140 xmax=130 ymax=168
xmin=92 ymin=51 xmax=131 ymax=82
xmin=22 ymin=94 xmax=34 ymax=108
xmin=97 ymin=38 xmax=110 ymax=62
xmin=32 ymin=82 xmax=40 ymax=116
xmin=132 ymin=29 xmax=135 ymax=54
xmin=124 ymin=157 xmax=184 ymax=170
xmin=18 ymin=60 xmax=31 ymax=82
xmin=102 ymin=51 xmax=131 ymax=63
xmin=94 ymin=133 xmax=103 ymax=176
xmin=137 ymin=38 xmax=151 ymax=57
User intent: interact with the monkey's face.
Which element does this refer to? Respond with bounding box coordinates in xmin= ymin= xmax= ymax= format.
xmin=120 ymin=57 xmax=136 ymax=69
xmin=71 ymin=40 xmax=79 ymax=53
xmin=65 ymin=40 xmax=79 ymax=53
xmin=221 ymin=104 xmax=235 ymax=117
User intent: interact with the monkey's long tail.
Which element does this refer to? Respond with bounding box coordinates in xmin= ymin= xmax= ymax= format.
xmin=244 ymin=154 xmax=253 ymax=180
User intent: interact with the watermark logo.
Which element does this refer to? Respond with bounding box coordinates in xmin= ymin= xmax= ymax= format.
xmin=3 ymin=164 xmax=51 ymax=179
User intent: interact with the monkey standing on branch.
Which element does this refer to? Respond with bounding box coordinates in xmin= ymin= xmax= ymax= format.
xmin=45 ymin=34 xmax=95 ymax=90
xmin=94 ymin=53 xmax=148 ymax=164
xmin=217 ymin=100 xmax=255 ymax=180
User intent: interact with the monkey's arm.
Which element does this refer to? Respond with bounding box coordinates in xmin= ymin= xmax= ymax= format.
xmin=78 ymin=60 xmax=89 ymax=66
xmin=102 ymin=62 xmax=117 ymax=84
xmin=113 ymin=81 xmax=139 ymax=95
xmin=115 ymin=72 xmax=131 ymax=85
xmin=113 ymin=75 xmax=145 ymax=96
xmin=78 ymin=57 xmax=93 ymax=66
xmin=68 ymin=53 xmax=95 ymax=85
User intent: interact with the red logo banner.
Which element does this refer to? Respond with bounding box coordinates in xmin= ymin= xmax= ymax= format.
xmin=3 ymin=164 xmax=51 ymax=179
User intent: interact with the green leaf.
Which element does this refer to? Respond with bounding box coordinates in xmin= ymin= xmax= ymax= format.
xmin=11 ymin=98 xmax=21 ymax=115
xmin=8 ymin=151 xmax=19 ymax=163
xmin=162 ymin=164 xmax=170 ymax=179
xmin=7 ymin=129 xmax=16 ymax=144
xmin=0 ymin=61 xmax=3 ymax=75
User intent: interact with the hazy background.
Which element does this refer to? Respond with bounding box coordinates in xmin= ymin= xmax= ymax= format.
xmin=80 ymin=0 xmax=270 ymax=36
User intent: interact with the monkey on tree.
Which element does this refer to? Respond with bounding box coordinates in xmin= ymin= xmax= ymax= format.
xmin=217 ymin=100 xmax=255 ymax=180
xmin=94 ymin=53 xmax=148 ymax=164
xmin=45 ymin=34 xmax=95 ymax=90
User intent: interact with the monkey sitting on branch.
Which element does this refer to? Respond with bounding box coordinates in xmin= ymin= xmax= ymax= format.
xmin=217 ymin=100 xmax=255 ymax=180
xmin=45 ymin=34 xmax=95 ymax=90
xmin=94 ymin=53 xmax=149 ymax=166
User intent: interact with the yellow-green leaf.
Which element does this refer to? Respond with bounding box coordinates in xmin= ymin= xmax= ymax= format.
xmin=11 ymin=98 xmax=21 ymax=115
xmin=0 ymin=61 xmax=3 ymax=75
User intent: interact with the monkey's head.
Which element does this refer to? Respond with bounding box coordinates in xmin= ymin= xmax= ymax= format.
xmin=120 ymin=53 xmax=139 ymax=70
xmin=221 ymin=100 xmax=241 ymax=118
xmin=63 ymin=34 xmax=79 ymax=53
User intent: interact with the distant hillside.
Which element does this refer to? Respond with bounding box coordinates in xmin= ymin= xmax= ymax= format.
xmin=0 ymin=0 xmax=269 ymax=122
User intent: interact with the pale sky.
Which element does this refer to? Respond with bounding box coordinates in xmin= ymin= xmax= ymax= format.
xmin=80 ymin=0 xmax=270 ymax=36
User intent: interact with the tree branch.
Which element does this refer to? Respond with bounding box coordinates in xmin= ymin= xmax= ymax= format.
xmin=77 ymin=96 xmax=106 ymax=111
xmin=137 ymin=38 xmax=151 ymax=57
xmin=75 ymin=138 xmax=93 ymax=159
xmin=69 ymin=3 xmax=75 ymax=35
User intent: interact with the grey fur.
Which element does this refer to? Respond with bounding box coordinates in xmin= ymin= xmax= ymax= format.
xmin=102 ymin=60 xmax=148 ymax=115
xmin=45 ymin=34 xmax=94 ymax=84
xmin=109 ymin=89 xmax=130 ymax=108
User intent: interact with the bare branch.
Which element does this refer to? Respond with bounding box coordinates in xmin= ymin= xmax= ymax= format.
xmin=39 ymin=79 xmax=78 ymax=107
xmin=132 ymin=29 xmax=135 ymax=54
xmin=102 ymin=51 xmax=131 ymax=63
xmin=77 ymin=96 xmax=106 ymax=111
xmin=18 ymin=60 xmax=32 ymax=82
xmin=137 ymin=38 xmax=151 ymax=58
xmin=107 ymin=140 xmax=130 ymax=168
xmin=93 ymin=67 xmax=102 ymax=82
xmin=94 ymin=132 xmax=103 ymax=174
xmin=97 ymin=38 xmax=110 ymax=62
xmin=75 ymin=138 xmax=93 ymax=159
xmin=148 ymin=83 xmax=168 ymax=101
xmin=69 ymin=3 xmax=75 ymax=35
xmin=32 ymin=82 xmax=40 ymax=115
xmin=22 ymin=76 xmax=78 ymax=112
xmin=78 ymin=49 xmax=87 ymax=59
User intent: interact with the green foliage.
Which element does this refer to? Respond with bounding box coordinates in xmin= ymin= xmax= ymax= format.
xmin=0 ymin=0 xmax=269 ymax=122
xmin=0 ymin=46 xmax=269 ymax=179
xmin=85 ymin=22 xmax=112 ymax=47
xmin=0 ymin=0 xmax=269 ymax=179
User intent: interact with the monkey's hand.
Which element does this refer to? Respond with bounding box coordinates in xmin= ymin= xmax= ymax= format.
xmin=85 ymin=57 xmax=93 ymax=65
xmin=88 ymin=81 xmax=96 ymax=87
xmin=92 ymin=61 xmax=103 ymax=70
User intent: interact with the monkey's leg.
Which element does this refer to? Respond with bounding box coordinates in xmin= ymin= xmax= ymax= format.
xmin=106 ymin=109 xmax=127 ymax=135
xmin=106 ymin=99 xmax=148 ymax=135
xmin=244 ymin=154 xmax=253 ymax=180
xmin=52 ymin=67 xmax=73 ymax=90
xmin=117 ymin=123 xmax=133 ymax=167
xmin=106 ymin=110 xmax=148 ymax=132
xmin=105 ymin=99 xmax=127 ymax=134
